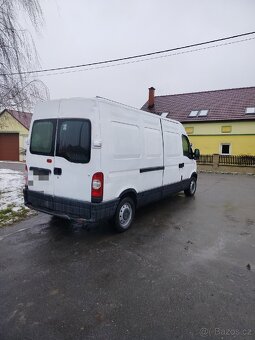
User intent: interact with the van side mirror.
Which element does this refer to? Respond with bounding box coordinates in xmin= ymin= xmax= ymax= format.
xmin=193 ymin=149 xmax=200 ymax=160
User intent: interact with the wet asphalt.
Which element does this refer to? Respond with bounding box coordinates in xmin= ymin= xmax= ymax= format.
xmin=0 ymin=173 xmax=255 ymax=340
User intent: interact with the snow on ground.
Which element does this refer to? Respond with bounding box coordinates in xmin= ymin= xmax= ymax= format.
xmin=0 ymin=169 xmax=24 ymax=210
xmin=0 ymin=169 xmax=35 ymax=226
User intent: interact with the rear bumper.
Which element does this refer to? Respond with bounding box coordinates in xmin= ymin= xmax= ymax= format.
xmin=23 ymin=188 xmax=119 ymax=222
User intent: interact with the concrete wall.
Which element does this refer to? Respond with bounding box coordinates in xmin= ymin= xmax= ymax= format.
xmin=0 ymin=110 xmax=29 ymax=161
xmin=183 ymin=121 xmax=255 ymax=156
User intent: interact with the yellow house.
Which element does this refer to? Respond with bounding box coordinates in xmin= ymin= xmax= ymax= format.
xmin=0 ymin=109 xmax=32 ymax=161
xmin=142 ymin=87 xmax=255 ymax=155
xmin=184 ymin=121 xmax=255 ymax=156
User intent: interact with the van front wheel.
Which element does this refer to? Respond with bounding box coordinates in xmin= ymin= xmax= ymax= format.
xmin=184 ymin=177 xmax=197 ymax=197
xmin=114 ymin=197 xmax=135 ymax=232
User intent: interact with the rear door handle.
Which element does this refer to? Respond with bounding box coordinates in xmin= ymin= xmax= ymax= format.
xmin=179 ymin=163 xmax=184 ymax=168
xmin=54 ymin=167 xmax=62 ymax=175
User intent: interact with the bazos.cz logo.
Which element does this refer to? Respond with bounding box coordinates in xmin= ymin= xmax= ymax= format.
xmin=199 ymin=327 xmax=253 ymax=337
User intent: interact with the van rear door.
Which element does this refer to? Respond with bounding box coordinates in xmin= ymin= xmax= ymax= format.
xmin=28 ymin=99 xmax=100 ymax=203
xmin=53 ymin=118 xmax=92 ymax=201
xmin=53 ymin=99 xmax=99 ymax=202
xmin=28 ymin=118 xmax=56 ymax=196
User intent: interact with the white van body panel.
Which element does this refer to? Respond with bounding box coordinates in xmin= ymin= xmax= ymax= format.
xmin=26 ymin=100 xmax=60 ymax=196
xmin=54 ymin=98 xmax=100 ymax=201
xmin=98 ymin=99 xmax=164 ymax=201
xmin=161 ymin=118 xmax=183 ymax=186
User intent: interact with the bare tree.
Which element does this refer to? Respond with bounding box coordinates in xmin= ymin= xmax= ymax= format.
xmin=0 ymin=0 xmax=49 ymax=112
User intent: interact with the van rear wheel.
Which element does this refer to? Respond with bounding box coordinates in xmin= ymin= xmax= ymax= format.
xmin=114 ymin=197 xmax=135 ymax=232
xmin=184 ymin=177 xmax=197 ymax=197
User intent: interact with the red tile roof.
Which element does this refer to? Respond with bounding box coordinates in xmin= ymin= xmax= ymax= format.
xmin=1 ymin=109 xmax=32 ymax=130
xmin=141 ymin=87 xmax=255 ymax=122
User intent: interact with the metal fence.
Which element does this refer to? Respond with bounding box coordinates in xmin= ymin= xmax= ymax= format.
xmin=219 ymin=155 xmax=255 ymax=166
xmin=197 ymin=155 xmax=213 ymax=164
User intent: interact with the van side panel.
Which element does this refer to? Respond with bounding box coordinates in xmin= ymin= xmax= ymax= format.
xmin=161 ymin=119 xmax=182 ymax=186
xmin=139 ymin=114 xmax=163 ymax=193
xmin=99 ymin=101 xmax=163 ymax=201
xmin=99 ymin=101 xmax=141 ymax=201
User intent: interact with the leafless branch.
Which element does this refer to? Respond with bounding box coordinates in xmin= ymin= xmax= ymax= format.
xmin=0 ymin=0 xmax=48 ymax=112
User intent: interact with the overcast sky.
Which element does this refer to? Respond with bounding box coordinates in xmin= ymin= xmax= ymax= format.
xmin=30 ymin=0 xmax=255 ymax=108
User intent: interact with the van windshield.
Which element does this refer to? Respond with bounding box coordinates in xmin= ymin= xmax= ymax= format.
xmin=30 ymin=119 xmax=56 ymax=156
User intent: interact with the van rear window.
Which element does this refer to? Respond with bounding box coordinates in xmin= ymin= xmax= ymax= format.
xmin=30 ymin=119 xmax=56 ymax=156
xmin=56 ymin=119 xmax=91 ymax=163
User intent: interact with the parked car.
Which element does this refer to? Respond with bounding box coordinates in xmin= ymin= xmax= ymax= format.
xmin=24 ymin=97 xmax=199 ymax=232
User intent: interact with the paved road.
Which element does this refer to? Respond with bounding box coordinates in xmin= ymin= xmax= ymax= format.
xmin=0 ymin=173 xmax=254 ymax=340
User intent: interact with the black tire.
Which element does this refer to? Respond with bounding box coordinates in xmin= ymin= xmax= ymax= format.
xmin=113 ymin=197 xmax=135 ymax=232
xmin=184 ymin=177 xmax=197 ymax=197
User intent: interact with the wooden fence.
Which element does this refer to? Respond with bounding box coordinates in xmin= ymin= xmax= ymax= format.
xmin=219 ymin=155 xmax=255 ymax=166
xmin=197 ymin=154 xmax=255 ymax=174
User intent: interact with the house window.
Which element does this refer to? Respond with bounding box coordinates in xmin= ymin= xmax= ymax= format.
xmin=188 ymin=110 xmax=208 ymax=117
xmin=245 ymin=107 xmax=255 ymax=114
xmin=220 ymin=144 xmax=231 ymax=155
xmin=198 ymin=110 xmax=208 ymax=116
xmin=185 ymin=127 xmax=194 ymax=134
xmin=189 ymin=110 xmax=199 ymax=117
xmin=221 ymin=126 xmax=232 ymax=133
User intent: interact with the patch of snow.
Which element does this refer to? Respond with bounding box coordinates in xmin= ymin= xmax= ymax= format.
xmin=12 ymin=206 xmax=22 ymax=212
xmin=0 ymin=169 xmax=24 ymax=210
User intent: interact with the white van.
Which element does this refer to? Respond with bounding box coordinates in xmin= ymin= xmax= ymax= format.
xmin=24 ymin=97 xmax=200 ymax=232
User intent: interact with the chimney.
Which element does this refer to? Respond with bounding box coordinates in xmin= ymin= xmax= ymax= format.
xmin=148 ymin=87 xmax=155 ymax=109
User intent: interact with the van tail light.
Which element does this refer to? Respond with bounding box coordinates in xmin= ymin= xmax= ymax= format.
xmin=91 ymin=172 xmax=104 ymax=203
xmin=25 ymin=165 xmax=28 ymax=186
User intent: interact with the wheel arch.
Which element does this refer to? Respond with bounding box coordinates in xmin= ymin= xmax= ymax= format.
xmin=118 ymin=188 xmax=138 ymax=207
xmin=191 ymin=172 xmax=198 ymax=180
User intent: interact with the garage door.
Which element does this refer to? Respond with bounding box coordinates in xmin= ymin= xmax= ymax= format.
xmin=0 ymin=133 xmax=19 ymax=161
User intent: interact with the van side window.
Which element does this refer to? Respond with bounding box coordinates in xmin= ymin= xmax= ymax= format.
xmin=182 ymin=135 xmax=192 ymax=159
xmin=30 ymin=119 xmax=56 ymax=156
xmin=56 ymin=119 xmax=91 ymax=163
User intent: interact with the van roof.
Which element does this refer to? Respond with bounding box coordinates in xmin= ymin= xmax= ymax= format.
xmin=96 ymin=96 xmax=180 ymax=124
xmin=35 ymin=97 xmax=183 ymax=127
